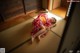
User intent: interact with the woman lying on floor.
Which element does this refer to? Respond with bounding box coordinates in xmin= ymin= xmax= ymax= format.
xmin=31 ymin=12 xmax=56 ymax=43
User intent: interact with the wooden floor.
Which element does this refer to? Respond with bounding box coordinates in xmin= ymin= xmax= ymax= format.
xmin=50 ymin=7 xmax=68 ymax=18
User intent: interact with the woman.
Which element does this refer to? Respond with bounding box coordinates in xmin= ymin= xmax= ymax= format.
xmin=31 ymin=13 xmax=56 ymax=43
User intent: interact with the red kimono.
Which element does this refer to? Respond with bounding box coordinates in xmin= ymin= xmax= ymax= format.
xmin=31 ymin=13 xmax=52 ymax=37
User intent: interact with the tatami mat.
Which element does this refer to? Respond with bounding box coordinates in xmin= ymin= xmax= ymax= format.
xmin=0 ymin=18 xmax=33 ymax=52
xmin=11 ymin=31 xmax=60 ymax=53
xmin=51 ymin=19 xmax=66 ymax=37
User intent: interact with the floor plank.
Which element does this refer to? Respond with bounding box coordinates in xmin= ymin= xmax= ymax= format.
xmin=50 ymin=7 xmax=67 ymax=18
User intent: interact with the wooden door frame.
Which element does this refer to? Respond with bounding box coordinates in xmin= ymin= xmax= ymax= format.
xmin=57 ymin=2 xmax=76 ymax=53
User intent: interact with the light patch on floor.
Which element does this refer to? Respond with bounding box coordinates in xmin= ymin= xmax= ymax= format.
xmin=33 ymin=11 xmax=66 ymax=37
xmin=51 ymin=20 xmax=66 ymax=37
xmin=33 ymin=12 xmax=63 ymax=22
xmin=46 ymin=12 xmax=63 ymax=21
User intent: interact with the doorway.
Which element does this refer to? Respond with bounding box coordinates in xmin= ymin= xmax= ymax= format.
xmin=49 ymin=0 xmax=70 ymax=19
xmin=45 ymin=0 xmax=70 ymax=37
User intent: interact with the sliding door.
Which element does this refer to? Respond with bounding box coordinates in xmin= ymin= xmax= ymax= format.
xmin=52 ymin=0 xmax=61 ymax=9
xmin=0 ymin=0 xmax=24 ymax=20
xmin=24 ymin=0 xmax=41 ymax=12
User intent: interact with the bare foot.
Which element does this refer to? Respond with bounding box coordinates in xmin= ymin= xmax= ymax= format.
xmin=38 ymin=35 xmax=41 ymax=41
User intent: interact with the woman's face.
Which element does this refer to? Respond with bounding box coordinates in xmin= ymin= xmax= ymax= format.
xmin=50 ymin=17 xmax=56 ymax=24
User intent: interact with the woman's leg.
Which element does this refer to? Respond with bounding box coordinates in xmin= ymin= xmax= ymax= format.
xmin=31 ymin=33 xmax=38 ymax=43
xmin=47 ymin=24 xmax=56 ymax=30
xmin=31 ymin=36 xmax=35 ymax=43
xmin=31 ymin=25 xmax=46 ymax=42
xmin=38 ymin=29 xmax=48 ymax=40
xmin=31 ymin=29 xmax=46 ymax=42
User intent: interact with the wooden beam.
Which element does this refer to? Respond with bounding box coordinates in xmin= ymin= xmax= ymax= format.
xmin=22 ymin=0 xmax=26 ymax=14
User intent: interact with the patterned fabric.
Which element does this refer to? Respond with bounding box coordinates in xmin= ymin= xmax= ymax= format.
xmin=31 ymin=13 xmax=52 ymax=36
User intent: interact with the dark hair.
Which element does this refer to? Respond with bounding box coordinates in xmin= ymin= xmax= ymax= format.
xmin=51 ymin=17 xmax=56 ymax=24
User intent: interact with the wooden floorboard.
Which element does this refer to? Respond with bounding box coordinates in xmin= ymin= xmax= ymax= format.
xmin=50 ymin=7 xmax=67 ymax=18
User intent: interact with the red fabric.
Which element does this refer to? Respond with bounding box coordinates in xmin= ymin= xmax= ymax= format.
xmin=31 ymin=13 xmax=52 ymax=36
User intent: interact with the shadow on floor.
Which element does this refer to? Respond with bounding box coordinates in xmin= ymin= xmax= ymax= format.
xmin=0 ymin=18 xmax=34 ymax=52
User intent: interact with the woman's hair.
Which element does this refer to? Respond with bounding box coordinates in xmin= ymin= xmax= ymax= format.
xmin=50 ymin=17 xmax=56 ymax=24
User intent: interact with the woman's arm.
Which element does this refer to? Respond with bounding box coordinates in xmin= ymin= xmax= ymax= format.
xmin=33 ymin=25 xmax=46 ymax=38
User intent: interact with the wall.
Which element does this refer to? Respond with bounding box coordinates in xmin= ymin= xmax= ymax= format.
xmin=0 ymin=16 xmax=2 ymax=22
xmin=24 ymin=0 xmax=42 ymax=12
xmin=42 ymin=0 xmax=48 ymax=9
xmin=42 ymin=0 xmax=53 ymax=10
xmin=42 ymin=0 xmax=61 ymax=10
xmin=61 ymin=0 xmax=69 ymax=8
xmin=52 ymin=0 xmax=61 ymax=9
xmin=0 ymin=0 xmax=24 ymax=20
xmin=48 ymin=0 xmax=53 ymax=10
xmin=0 ymin=0 xmax=42 ymax=21
xmin=60 ymin=3 xmax=80 ymax=53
